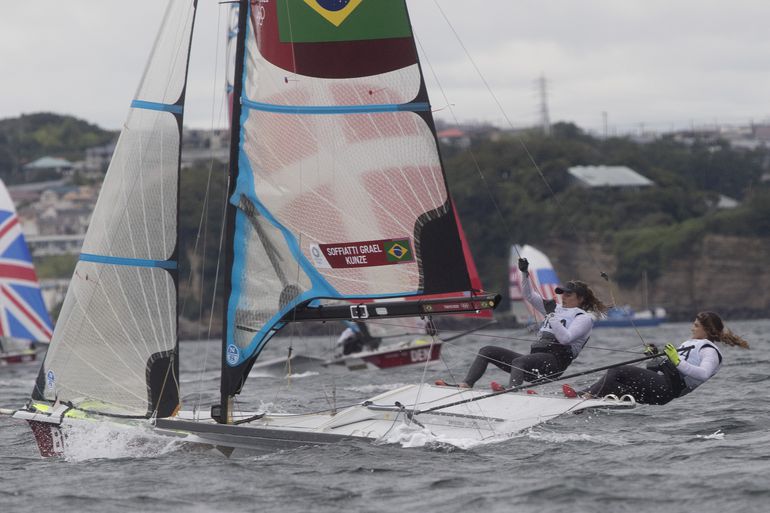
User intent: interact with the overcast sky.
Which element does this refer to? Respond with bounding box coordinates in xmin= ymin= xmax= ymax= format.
xmin=2 ymin=1 xmax=769 ymax=134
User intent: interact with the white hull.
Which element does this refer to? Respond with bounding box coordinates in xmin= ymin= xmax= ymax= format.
xmin=12 ymin=384 xmax=635 ymax=456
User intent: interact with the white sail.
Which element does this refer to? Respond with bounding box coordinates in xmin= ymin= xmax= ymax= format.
xmin=32 ymin=0 xmax=197 ymax=417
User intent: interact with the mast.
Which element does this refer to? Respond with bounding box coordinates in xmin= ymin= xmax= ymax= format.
xmin=218 ymin=0 xmax=249 ymax=424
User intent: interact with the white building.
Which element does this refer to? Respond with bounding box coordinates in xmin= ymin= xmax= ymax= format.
xmin=567 ymin=165 xmax=655 ymax=189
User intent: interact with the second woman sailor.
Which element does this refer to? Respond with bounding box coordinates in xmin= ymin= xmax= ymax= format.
xmin=436 ymin=257 xmax=607 ymax=390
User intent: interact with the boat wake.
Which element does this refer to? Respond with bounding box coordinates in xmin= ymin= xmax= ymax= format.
xmin=345 ymin=383 xmax=409 ymax=394
xmin=525 ymin=428 xmax=631 ymax=446
xmin=376 ymin=422 xmax=526 ymax=451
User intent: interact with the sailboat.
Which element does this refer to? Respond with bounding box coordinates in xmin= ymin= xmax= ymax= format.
xmin=509 ymin=244 xmax=561 ymax=326
xmin=7 ymin=0 xmax=633 ymax=457
xmin=0 ymin=180 xmax=53 ymax=365
xmin=596 ymin=270 xmax=667 ymax=327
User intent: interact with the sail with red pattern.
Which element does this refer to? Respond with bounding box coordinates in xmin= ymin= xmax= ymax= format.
xmin=221 ymin=0 xmax=494 ymax=398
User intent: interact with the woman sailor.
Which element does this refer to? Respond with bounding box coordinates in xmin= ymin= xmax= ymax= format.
xmin=436 ymin=257 xmax=607 ymax=390
xmin=563 ymin=311 xmax=749 ymax=403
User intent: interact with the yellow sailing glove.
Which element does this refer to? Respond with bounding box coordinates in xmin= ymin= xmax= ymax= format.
xmin=664 ymin=344 xmax=680 ymax=366
xmin=643 ymin=344 xmax=659 ymax=356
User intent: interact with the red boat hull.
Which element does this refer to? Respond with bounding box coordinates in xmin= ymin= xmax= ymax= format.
xmin=0 ymin=352 xmax=36 ymax=365
xmin=27 ymin=419 xmax=65 ymax=457
xmin=359 ymin=342 xmax=442 ymax=369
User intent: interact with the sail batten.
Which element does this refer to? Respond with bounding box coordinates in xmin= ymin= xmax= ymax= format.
xmin=242 ymin=99 xmax=431 ymax=114
xmin=79 ymin=253 xmax=178 ymax=269
xmin=130 ymin=100 xmax=185 ymax=114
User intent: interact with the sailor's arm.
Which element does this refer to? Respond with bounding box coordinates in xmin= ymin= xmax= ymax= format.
xmin=675 ymin=347 xmax=720 ymax=381
xmin=548 ymin=314 xmax=592 ymax=344
xmin=520 ymin=274 xmax=547 ymax=316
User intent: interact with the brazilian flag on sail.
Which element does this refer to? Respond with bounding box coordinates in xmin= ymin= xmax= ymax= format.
xmin=278 ymin=0 xmax=412 ymax=43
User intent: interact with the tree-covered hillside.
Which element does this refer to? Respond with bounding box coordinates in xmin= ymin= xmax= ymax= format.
xmin=0 ymin=113 xmax=116 ymax=181
xmin=444 ymin=122 xmax=770 ymax=297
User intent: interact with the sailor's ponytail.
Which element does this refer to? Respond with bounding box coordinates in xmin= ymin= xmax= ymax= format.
xmin=697 ymin=311 xmax=750 ymax=349
xmin=577 ymin=282 xmax=608 ymax=315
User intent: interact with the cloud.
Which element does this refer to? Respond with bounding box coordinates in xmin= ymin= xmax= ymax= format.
xmin=2 ymin=0 xmax=768 ymax=132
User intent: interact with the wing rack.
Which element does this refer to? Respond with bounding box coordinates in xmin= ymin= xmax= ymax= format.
xmin=281 ymin=294 xmax=501 ymax=322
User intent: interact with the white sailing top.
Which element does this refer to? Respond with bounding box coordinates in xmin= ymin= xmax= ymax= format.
xmin=521 ymin=274 xmax=593 ymax=357
xmin=676 ymin=338 xmax=722 ymax=390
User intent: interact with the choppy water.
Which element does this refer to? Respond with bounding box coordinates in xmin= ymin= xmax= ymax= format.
xmin=2 ymin=320 xmax=769 ymax=512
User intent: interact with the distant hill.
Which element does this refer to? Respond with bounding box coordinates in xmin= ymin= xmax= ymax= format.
xmin=0 ymin=112 xmax=116 ymax=182
xmin=443 ymin=122 xmax=770 ymax=302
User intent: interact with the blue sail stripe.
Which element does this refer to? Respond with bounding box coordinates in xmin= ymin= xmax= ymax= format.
xmin=80 ymin=253 xmax=177 ymax=270
xmin=242 ymin=98 xmax=430 ymax=115
xmin=130 ymin=100 xmax=184 ymax=114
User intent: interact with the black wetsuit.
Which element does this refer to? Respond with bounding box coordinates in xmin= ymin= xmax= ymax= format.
xmin=462 ymin=345 xmax=568 ymax=387
xmin=585 ymin=365 xmax=679 ymax=405
xmin=585 ymin=340 xmax=723 ymax=404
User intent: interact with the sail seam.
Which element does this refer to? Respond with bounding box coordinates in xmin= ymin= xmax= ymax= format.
xmin=80 ymin=253 xmax=177 ymax=270
xmin=242 ymin=98 xmax=430 ymax=115
xmin=130 ymin=100 xmax=184 ymax=114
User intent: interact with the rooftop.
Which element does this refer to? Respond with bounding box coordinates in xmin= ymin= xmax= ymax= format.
xmin=23 ymin=156 xmax=73 ymax=170
xmin=567 ymin=165 xmax=654 ymax=188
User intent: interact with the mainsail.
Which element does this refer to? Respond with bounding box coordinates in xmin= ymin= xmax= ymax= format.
xmin=0 ymin=180 xmax=53 ymax=342
xmin=31 ymin=0 xmax=198 ymax=417
xmin=221 ymin=0 xmax=486 ymax=402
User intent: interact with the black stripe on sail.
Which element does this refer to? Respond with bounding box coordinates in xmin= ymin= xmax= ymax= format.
xmin=414 ymin=201 xmax=472 ymax=294
xmin=147 ymin=350 xmax=178 ymax=417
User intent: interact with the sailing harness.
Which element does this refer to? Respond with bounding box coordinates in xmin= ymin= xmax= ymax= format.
xmin=530 ymin=298 xmax=590 ymax=370
xmin=648 ymin=343 xmax=723 ymax=397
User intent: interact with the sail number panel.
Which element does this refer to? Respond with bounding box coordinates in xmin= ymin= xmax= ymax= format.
xmin=309 ymin=238 xmax=413 ymax=268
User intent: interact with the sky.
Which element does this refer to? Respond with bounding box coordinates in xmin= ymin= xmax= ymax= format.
xmin=2 ymin=0 xmax=769 ymax=135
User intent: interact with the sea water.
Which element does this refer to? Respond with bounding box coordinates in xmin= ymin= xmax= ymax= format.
xmin=1 ymin=320 xmax=768 ymax=513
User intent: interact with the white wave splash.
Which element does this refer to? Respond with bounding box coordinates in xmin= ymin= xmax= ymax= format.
xmin=283 ymin=371 xmax=319 ymax=379
xmin=60 ymin=420 xmax=182 ymax=462
xmin=695 ymin=429 xmax=725 ymax=440
xmin=525 ymin=429 xmax=631 ymax=446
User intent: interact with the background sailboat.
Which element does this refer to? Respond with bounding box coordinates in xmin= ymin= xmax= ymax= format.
xmin=509 ymin=244 xmax=561 ymax=326
xmin=0 ymin=180 xmax=53 ymax=365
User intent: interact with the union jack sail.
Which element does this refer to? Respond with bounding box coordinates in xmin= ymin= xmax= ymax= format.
xmin=0 ymin=181 xmax=53 ymax=341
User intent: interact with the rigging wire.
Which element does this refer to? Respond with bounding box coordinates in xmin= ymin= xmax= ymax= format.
xmin=191 ymin=4 xmax=229 ymax=414
xmin=423 ymin=0 xmax=651 ymax=347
